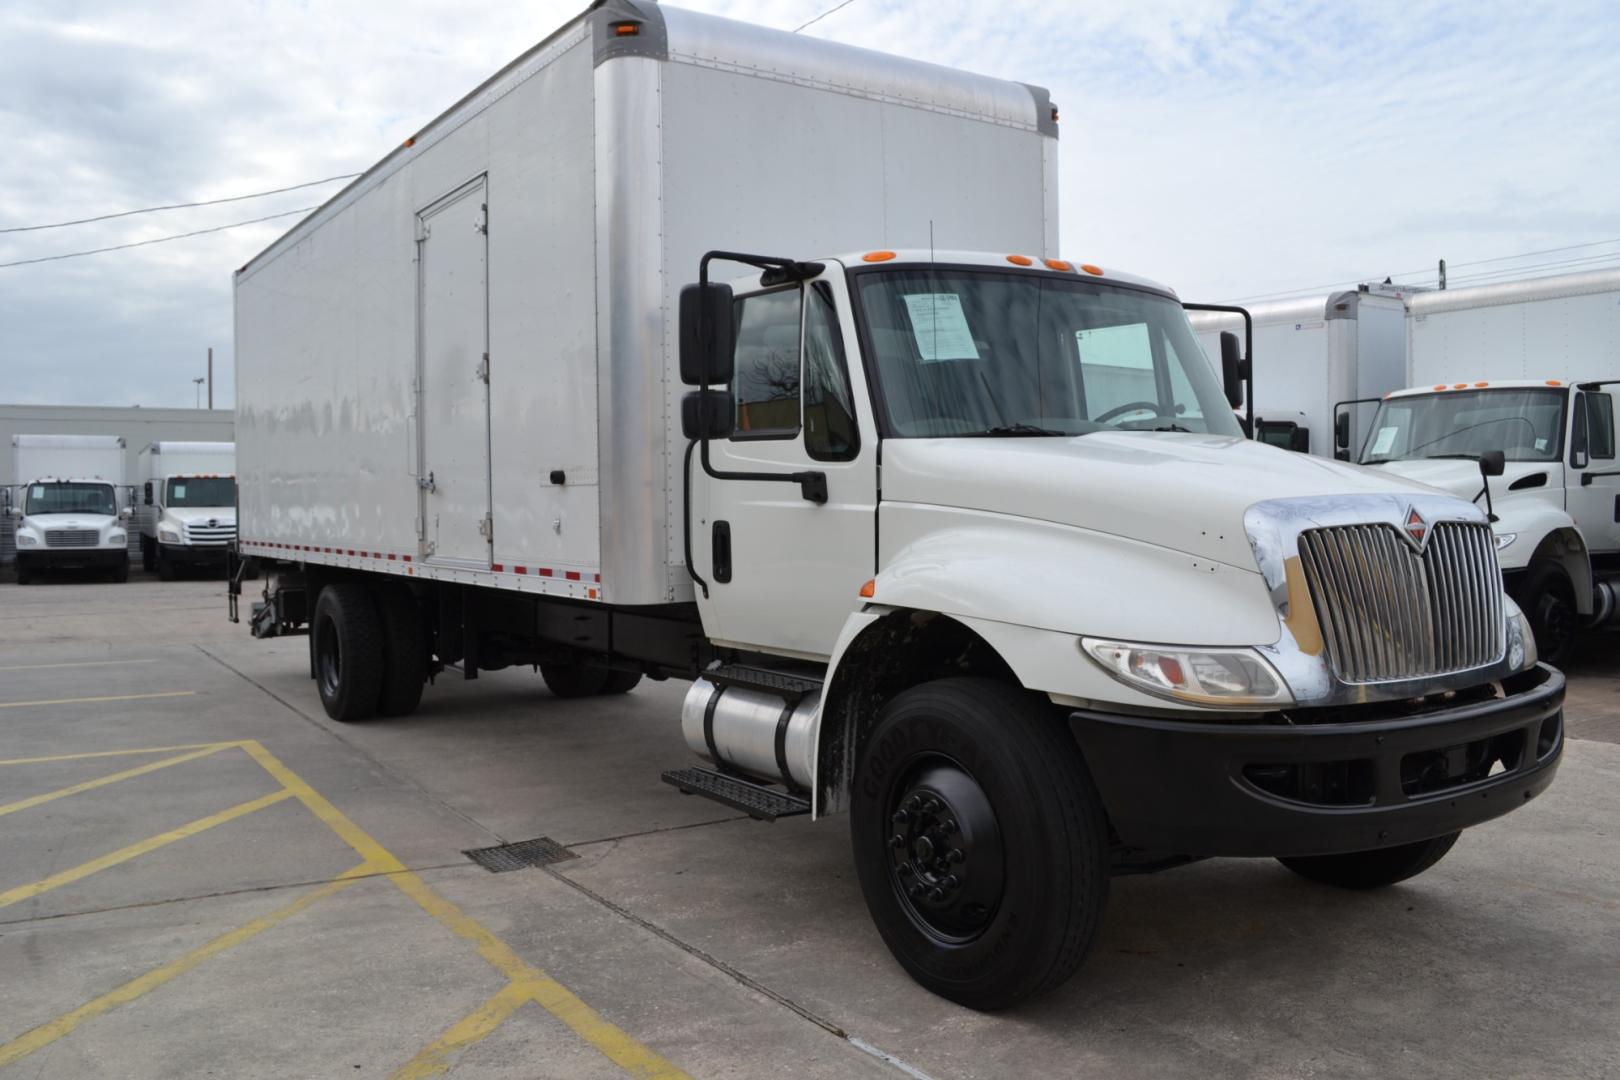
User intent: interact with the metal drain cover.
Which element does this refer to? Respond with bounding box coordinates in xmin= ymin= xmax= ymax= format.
xmin=463 ymin=836 xmax=578 ymax=873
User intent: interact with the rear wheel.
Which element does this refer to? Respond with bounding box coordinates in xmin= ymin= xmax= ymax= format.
xmin=598 ymin=670 xmax=642 ymax=695
xmin=1278 ymin=832 xmax=1460 ymax=889
xmin=312 ymin=584 xmax=385 ymax=722
xmin=850 ymin=678 xmax=1109 ymax=1010
xmin=374 ymin=585 xmax=426 ymax=717
xmin=111 ymin=559 xmax=129 ymax=583
xmin=1518 ymin=562 xmax=1577 ymax=665
xmin=540 ymin=662 xmax=609 ymax=699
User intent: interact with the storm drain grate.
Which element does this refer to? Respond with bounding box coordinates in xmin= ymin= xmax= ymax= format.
xmin=463 ymin=836 xmax=578 ymax=873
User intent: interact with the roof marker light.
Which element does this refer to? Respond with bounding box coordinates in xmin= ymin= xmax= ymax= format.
xmin=1434 ymin=384 xmax=1447 ymax=391
xmin=1080 ymin=263 xmax=1104 ymax=276
xmin=1006 ymin=254 xmax=1033 ymax=266
xmin=1045 ymin=259 xmax=1073 ymax=272
xmin=862 ymin=251 xmax=897 ymax=263
xmin=1546 ymin=379 xmax=1563 ymax=386
xmin=613 ymin=21 xmax=640 ymax=35
xmin=403 ymin=137 xmax=416 ymax=148
xmin=1475 ymin=381 xmax=1489 ymax=387
xmin=1453 ymin=383 xmax=1468 ymax=389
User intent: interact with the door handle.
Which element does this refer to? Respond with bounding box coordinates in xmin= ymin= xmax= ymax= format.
xmin=712 ymin=520 xmax=732 ymax=584
xmin=418 ymin=471 xmax=436 ymax=493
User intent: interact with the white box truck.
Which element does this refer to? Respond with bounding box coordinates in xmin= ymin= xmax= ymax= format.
xmin=136 ymin=441 xmax=237 ymax=579
xmin=1189 ymin=287 xmax=1409 ymax=454
xmin=231 ymin=1 xmax=1563 ymax=1008
xmin=9 ymin=435 xmax=131 ymax=584
xmin=1345 ymin=269 xmax=1620 ymax=661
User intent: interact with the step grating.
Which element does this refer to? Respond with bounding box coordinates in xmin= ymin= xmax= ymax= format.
xmin=661 ymin=766 xmax=811 ymax=821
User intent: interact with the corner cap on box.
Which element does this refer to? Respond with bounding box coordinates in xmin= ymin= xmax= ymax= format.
xmin=1020 ymin=83 xmax=1059 ymax=139
xmin=593 ymin=0 xmax=669 ymax=66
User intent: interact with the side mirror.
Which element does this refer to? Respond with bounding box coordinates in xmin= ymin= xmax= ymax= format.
xmin=118 ymin=507 xmax=133 ymax=523
xmin=681 ymin=389 xmax=734 ymax=440
xmin=1219 ymin=331 xmax=1243 ymax=409
xmin=1334 ymin=411 xmax=1350 ymax=452
xmin=679 ymin=282 xmax=735 ymax=386
xmin=1479 ymin=450 xmax=1506 ymax=477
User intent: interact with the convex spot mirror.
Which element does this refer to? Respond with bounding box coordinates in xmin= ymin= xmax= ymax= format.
xmin=1219 ymin=331 xmax=1243 ymax=409
xmin=1335 ymin=411 xmax=1351 ymax=451
xmin=682 ymin=389 xmax=734 ymax=440
xmin=679 ymin=282 xmax=735 ymax=386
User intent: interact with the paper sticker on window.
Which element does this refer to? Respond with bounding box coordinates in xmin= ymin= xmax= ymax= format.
xmin=1370 ymin=426 xmax=1398 ymax=455
xmin=1534 ymin=437 xmax=1548 ymax=451
xmin=902 ymin=293 xmax=979 ymax=362
xmin=173 ymin=484 xmax=187 ymax=499
xmin=31 ymin=486 xmax=44 ymax=499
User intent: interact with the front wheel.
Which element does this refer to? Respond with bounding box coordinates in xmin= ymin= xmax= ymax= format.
xmin=850 ymin=678 xmax=1109 ymax=1010
xmin=1517 ymin=562 xmax=1577 ymax=666
xmin=1278 ymin=832 xmax=1460 ymax=889
xmin=111 ymin=559 xmax=129 ymax=583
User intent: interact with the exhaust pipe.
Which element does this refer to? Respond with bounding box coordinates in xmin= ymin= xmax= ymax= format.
xmin=680 ymin=677 xmax=818 ymax=790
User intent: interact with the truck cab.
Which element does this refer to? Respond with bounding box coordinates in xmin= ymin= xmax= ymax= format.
xmin=138 ymin=442 xmax=238 ymax=580
xmin=12 ymin=478 xmax=130 ymax=584
xmin=1357 ymin=379 xmax=1620 ymax=659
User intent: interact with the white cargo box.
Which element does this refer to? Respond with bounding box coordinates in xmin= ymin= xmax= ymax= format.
xmin=140 ymin=441 xmax=236 ymax=482
xmin=235 ymin=0 xmax=1058 ymax=605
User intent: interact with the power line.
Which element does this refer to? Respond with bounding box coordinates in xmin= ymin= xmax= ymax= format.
xmin=795 ymin=0 xmax=860 ymax=33
xmin=0 ymin=174 xmax=359 ymax=235
xmin=0 ymin=207 xmax=317 ymax=269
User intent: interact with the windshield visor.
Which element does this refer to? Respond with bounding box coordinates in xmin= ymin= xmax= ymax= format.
xmin=855 ymin=269 xmax=1241 ymax=438
xmin=1362 ymin=389 xmax=1566 ymax=463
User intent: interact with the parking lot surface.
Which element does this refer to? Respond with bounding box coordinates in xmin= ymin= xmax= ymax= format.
xmin=2 ymin=574 xmax=1618 ymax=1078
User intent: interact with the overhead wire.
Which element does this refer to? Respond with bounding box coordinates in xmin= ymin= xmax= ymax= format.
xmin=0 ymin=173 xmax=358 ymax=234
xmin=794 ymin=0 xmax=860 ymax=33
xmin=0 ymin=207 xmax=317 ymax=269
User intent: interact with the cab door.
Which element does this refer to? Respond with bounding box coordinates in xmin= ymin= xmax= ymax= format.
xmin=1567 ymin=388 xmax=1620 ymax=555
xmin=691 ymin=273 xmax=878 ymax=656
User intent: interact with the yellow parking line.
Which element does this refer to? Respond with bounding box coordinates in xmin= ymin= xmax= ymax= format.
xmin=0 ymin=690 xmax=196 ymax=710
xmin=241 ymin=741 xmax=689 ymax=1079
xmin=0 ymin=745 xmax=230 ymax=818
xmin=0 ymin=789 xmax=293 ymax=909
xmin=391 ymin=982 xmax=533 ymax=1079
xmin=0 ymin=742 xmax=240 ymax=767
xmin=0 ymin=659 xmax=161 ymax=673
xmin=0 ymin=864 xmax=371 ymax=1070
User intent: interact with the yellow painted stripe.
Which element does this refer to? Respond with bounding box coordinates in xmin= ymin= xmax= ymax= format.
xmin=0 ymin=866 xmax=369 ymax=1070
xmin=0 ymin=789 xmax=292 ymax=909
xmin=0 ymin=745 xmax=229 ymax=817
xmin=0 ymin=690 xmax=196 ymax=710
xmin=0 ymin=742 xmax=240 ymax=767
xmin=0 ymin=658 xmax=160 ymax=673
xmin=240 ymin=741 xmax=689 ymax=1079
xmin=391 ymin=983 xmax=533 ymax=1079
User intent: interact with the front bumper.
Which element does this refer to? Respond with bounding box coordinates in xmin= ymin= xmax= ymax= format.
xmin=1070 ymin=664 xmax=1564 ymax=858
xmin=161 ymin=542 xmax=229 ymax=566
xmin=20 ymin=548 xmax=128 ymax=570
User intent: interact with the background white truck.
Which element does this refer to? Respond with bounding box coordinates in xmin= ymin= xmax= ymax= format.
xmin=230 ymin=0 xmax=1563 ymax=1009
xmin=137 ymin=441 xmax=237 ymax=579
xmin=8 ymin=434 xmax=131 ymax=584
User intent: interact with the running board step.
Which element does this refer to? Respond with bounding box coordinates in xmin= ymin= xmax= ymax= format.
xmin=704 ymin=663 xmax=822 ymax=704
xmin=661 ymin=767 xmax=810 ymax=822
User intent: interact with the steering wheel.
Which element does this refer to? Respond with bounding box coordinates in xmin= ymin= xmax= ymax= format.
xmin=1094 ymin=401 xmax=1162 ymax=423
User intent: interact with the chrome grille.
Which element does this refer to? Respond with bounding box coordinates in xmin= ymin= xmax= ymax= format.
xmin=1297 ymin=521 xmax=1503 ymax=684
xmin=184 ymin=523 xmax=236 ymax=545
xmin=44 ymin=529 xmax=99 ymax=548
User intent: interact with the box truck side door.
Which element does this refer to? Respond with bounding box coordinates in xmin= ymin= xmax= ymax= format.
xmin=1568 ymin=388 xmax=1620 ymax=554
xmin=417 ymin=177 xmax=493 ymax=568
xmin=694 ymin=277 xmax=877 ymax=655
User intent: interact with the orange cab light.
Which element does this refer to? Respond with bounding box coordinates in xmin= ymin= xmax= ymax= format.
xmin=1044 ymin=259 xmax=1074 ymax=272
xmin=1453 ymin=383 xmax=1468 ymax=389
xmin=613 ymin=21 xmax=640 ymax=35
xmin=859 ymin=579 xmax=876 ymax=598
xmin=1546 ymin=379 xmax=1562 ymax=386
xmin=1474 ymin=381 xmax=1488 ymax=388
xmin=1433 ymin=384 xmax=1447 ymax=391
xmin=403 ymin=136 xmax=416 ymax=148
xmin=1006 ymin=254 xmax=1033 ymax=266
xmin=1080 ymin=263 xmax=1105 ymax=276
xmin=862 ymin=251 xmax=897 ymax=263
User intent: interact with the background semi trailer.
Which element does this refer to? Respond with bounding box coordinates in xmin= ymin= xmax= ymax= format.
xmin=8 ymin=434 xmax=131 ymax=584
xmin=232 ymin=0 xmax=1564 ymax=1009
xmin=137 ymin=441 xmax=237 ymax=579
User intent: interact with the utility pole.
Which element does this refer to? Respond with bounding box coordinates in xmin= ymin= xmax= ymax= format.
xmin=207 ymin=347 xmax=214 ymax=409
xmin=1438 ymin=258 xmax=1447 ymax=291
xmin=192 ymin=377 xmax=205 ymax=408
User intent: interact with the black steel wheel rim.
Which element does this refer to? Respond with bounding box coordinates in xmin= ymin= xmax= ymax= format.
xmin=883 ymin=754 xmax=1005 ymax=943
xmin=1537 ymin=590 xmax=1576 ymax=657
xmin=317 ymin=616 xmax=342 ymax=698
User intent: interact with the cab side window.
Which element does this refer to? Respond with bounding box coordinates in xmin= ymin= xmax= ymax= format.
xmin=731 ymin=289 xmax=801 ymax=438
xmin=1583 ymin=392 xmax=1615 ymax=460
xmin=803 ymin=283 xmax=858 ymax=460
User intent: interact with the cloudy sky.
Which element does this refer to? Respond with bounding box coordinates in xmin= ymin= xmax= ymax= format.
xmin=2 ymin=0 xmax=1617 ymax=408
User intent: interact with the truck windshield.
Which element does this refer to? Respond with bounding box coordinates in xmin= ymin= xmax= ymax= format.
xmin=25 ymin=482 xmax=116 ymax=516
xmin=166 ymin=476 xmax=237 ymax=507
xmin=854 ymin=269 xmax=1240 ymax=438
xmin=1361 ymin=388 xmax=1566 ymax=464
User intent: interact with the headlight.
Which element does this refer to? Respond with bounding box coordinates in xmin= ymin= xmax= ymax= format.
xmin=159 ymin=528 xmax=180 ymax=543
xmin=1509 ymin=608 xmax=1536 ymax=671
xmin=17 ymin=534 xmax=37 ymax=547
xmin=1081 ymin=638 xmax=1294 ymax=708
xmin=108 ymin=530 xmax=126 ymax=544
xmin=1494 ymin=532 xmax=1518 ymax=550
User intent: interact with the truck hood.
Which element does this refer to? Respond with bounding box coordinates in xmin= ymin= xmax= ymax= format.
xmin=881 ymin=433 xmax=1452 ymax=570
xmin=164 ymin=506 xmax=236 ymax=527
xmin=22 ymin=512 xmax=117 ymax=527
xmin=1364 ymin=458 xmax=1555 ymax=502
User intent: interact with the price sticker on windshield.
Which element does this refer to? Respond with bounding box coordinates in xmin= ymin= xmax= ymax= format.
xmin=1370 ymin=426 xmax=1398 ymax=456
xmin=902 ymin=293 xmax=980 ymax=362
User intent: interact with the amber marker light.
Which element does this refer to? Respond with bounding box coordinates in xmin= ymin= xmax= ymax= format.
xmin=1006 ymin=254 xmax=1033 ymax=266
xmin=1475 ymin=381 xmax=1489 ymax=387
xmin=1080 ymin=263 xmax=1105 ymax=276
xmin=862 ymin=251 xmax=897 ymax=262
xmin=1453 ymin=383 xmax=1468 ymax=389
xmin=859 ymin=579 xmax=876 ymax=598
xmin=1433 ymin=384 xmax=1447 ymax=390
xmin=1045 ymin=259 xmax=1074 ymax=272
xmin=1546 ymin=380 xmax=1563 ymax=386
xmin=613 ymin=21 xmax=640 ymax=35
xmin=403 ymin=137 xmax=416 ymax=148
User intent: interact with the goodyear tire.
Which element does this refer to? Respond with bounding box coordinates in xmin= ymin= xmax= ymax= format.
xmin=1279 ymin=832 xmax=1460 ymax=889
xmin=374 ymin=584 xmax=427 ymax=718
xmin=312 ymin=584 xmax=385 ymax=722
xmin=850 ymin=678 xmax=1109 ymax=1010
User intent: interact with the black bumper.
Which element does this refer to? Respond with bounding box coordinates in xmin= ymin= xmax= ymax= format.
xmin=1070 ymin=665 xmax=1564 ymax=858
xmin=161 ymin=543 xmax=229 ymax=566
xmin=19 ymin=549 xmax=127 ymax=570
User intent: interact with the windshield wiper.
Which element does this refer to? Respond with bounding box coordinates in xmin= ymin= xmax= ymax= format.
xmin=967 ymin=423 xmax=1070 ymax=437
xmin=1152 ymin=423 xmax=1192 ymax=433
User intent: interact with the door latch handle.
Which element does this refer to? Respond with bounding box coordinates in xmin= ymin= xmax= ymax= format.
xmin=418 ymin=471 xmax=436 ymax=493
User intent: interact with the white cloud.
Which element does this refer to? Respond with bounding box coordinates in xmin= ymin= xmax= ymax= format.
xmin=1 ymin=0 xmax=1616 ymax=405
